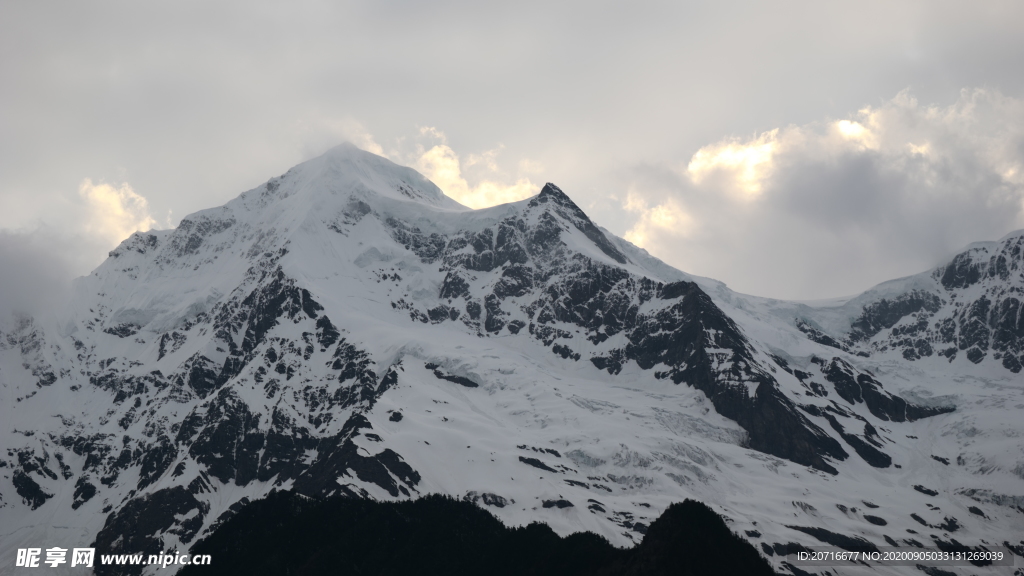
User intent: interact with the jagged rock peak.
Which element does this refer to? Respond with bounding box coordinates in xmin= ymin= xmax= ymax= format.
xmin=536 ymin=182 xmax=573 ymax=203
xmin=933 ymin=227 xmax=1024 ymax=291
xmin=530 ymin=182 xmax=629 ymax=265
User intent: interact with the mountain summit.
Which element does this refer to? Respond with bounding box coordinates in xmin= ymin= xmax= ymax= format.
xmin=257 ymin=141 xmax=467 ymax=209
xmin=1 ymin=146 xmax=1021 ymax=575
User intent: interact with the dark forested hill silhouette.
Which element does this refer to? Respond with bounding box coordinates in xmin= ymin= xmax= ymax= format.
xmin=178 ymin=492 xmax=775 ymax=576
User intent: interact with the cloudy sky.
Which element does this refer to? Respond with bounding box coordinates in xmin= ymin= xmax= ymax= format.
xmin=3 ymin=1 xmax=1024 ymax=315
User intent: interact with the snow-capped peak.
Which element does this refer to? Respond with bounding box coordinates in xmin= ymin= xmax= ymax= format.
xmin=3 ymin=145 xmax=1022 ymax=576
xmin=248 ymin=142 xmax=469 ymax=212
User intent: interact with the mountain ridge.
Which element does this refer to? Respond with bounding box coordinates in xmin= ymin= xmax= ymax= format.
xmin=1 ymin=145 xmax=1022 ymax=576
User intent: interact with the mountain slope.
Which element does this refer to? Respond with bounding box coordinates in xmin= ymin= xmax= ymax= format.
xmin=1 ymin=144 xmax=1021 ymax=575
xmin=791 ymin=229 xmax=1024 ymax=372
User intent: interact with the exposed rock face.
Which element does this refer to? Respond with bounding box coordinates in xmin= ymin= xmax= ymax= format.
xmin=291 ymin=413 xmax=420 ymax=499
xmin=796 ymin=231 xmax=1024 ymax=372
xmin=849 ymin=291 xmax=944 ymax=343
xmin=94 ymin=487 xmax=208 ymax=576
xmin=592 ymin=280 xmax=847 ymax=473
xmin=820 ymin=357 xmax=952 ymax=423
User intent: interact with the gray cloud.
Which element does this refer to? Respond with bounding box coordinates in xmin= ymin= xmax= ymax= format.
xmin=3 ymin=1 xmax=1024 ymax=301
xmin=613 ymin=89 xmax=1024 ymax=299
xmin=0 ymin=177 xmax=161 ymax=324
xmin=0 ymin=229 xmax=78 ymax=324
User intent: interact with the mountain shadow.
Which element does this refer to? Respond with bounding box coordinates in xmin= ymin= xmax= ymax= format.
xmin=178 ymin=492 xmax=776 ymax=576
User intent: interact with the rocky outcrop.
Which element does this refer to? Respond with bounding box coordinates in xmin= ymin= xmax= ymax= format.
xmin=820 ymin=357 xmax=952 ymax=422
xmin=818 ymin=232 xmax=1024 ymax=372
xmin=93 ymin=486 xmax=208 ymax=576
xmin=292 ymin=414 xmax=420 ymax=498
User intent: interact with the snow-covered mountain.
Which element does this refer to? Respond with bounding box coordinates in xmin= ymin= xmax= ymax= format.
xmin=1 ymin=143 xmax=1022 ymax=575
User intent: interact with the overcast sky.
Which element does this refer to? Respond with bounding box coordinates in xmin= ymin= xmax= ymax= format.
xmin=3 ymin=0 xmax=1024 ymax=316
